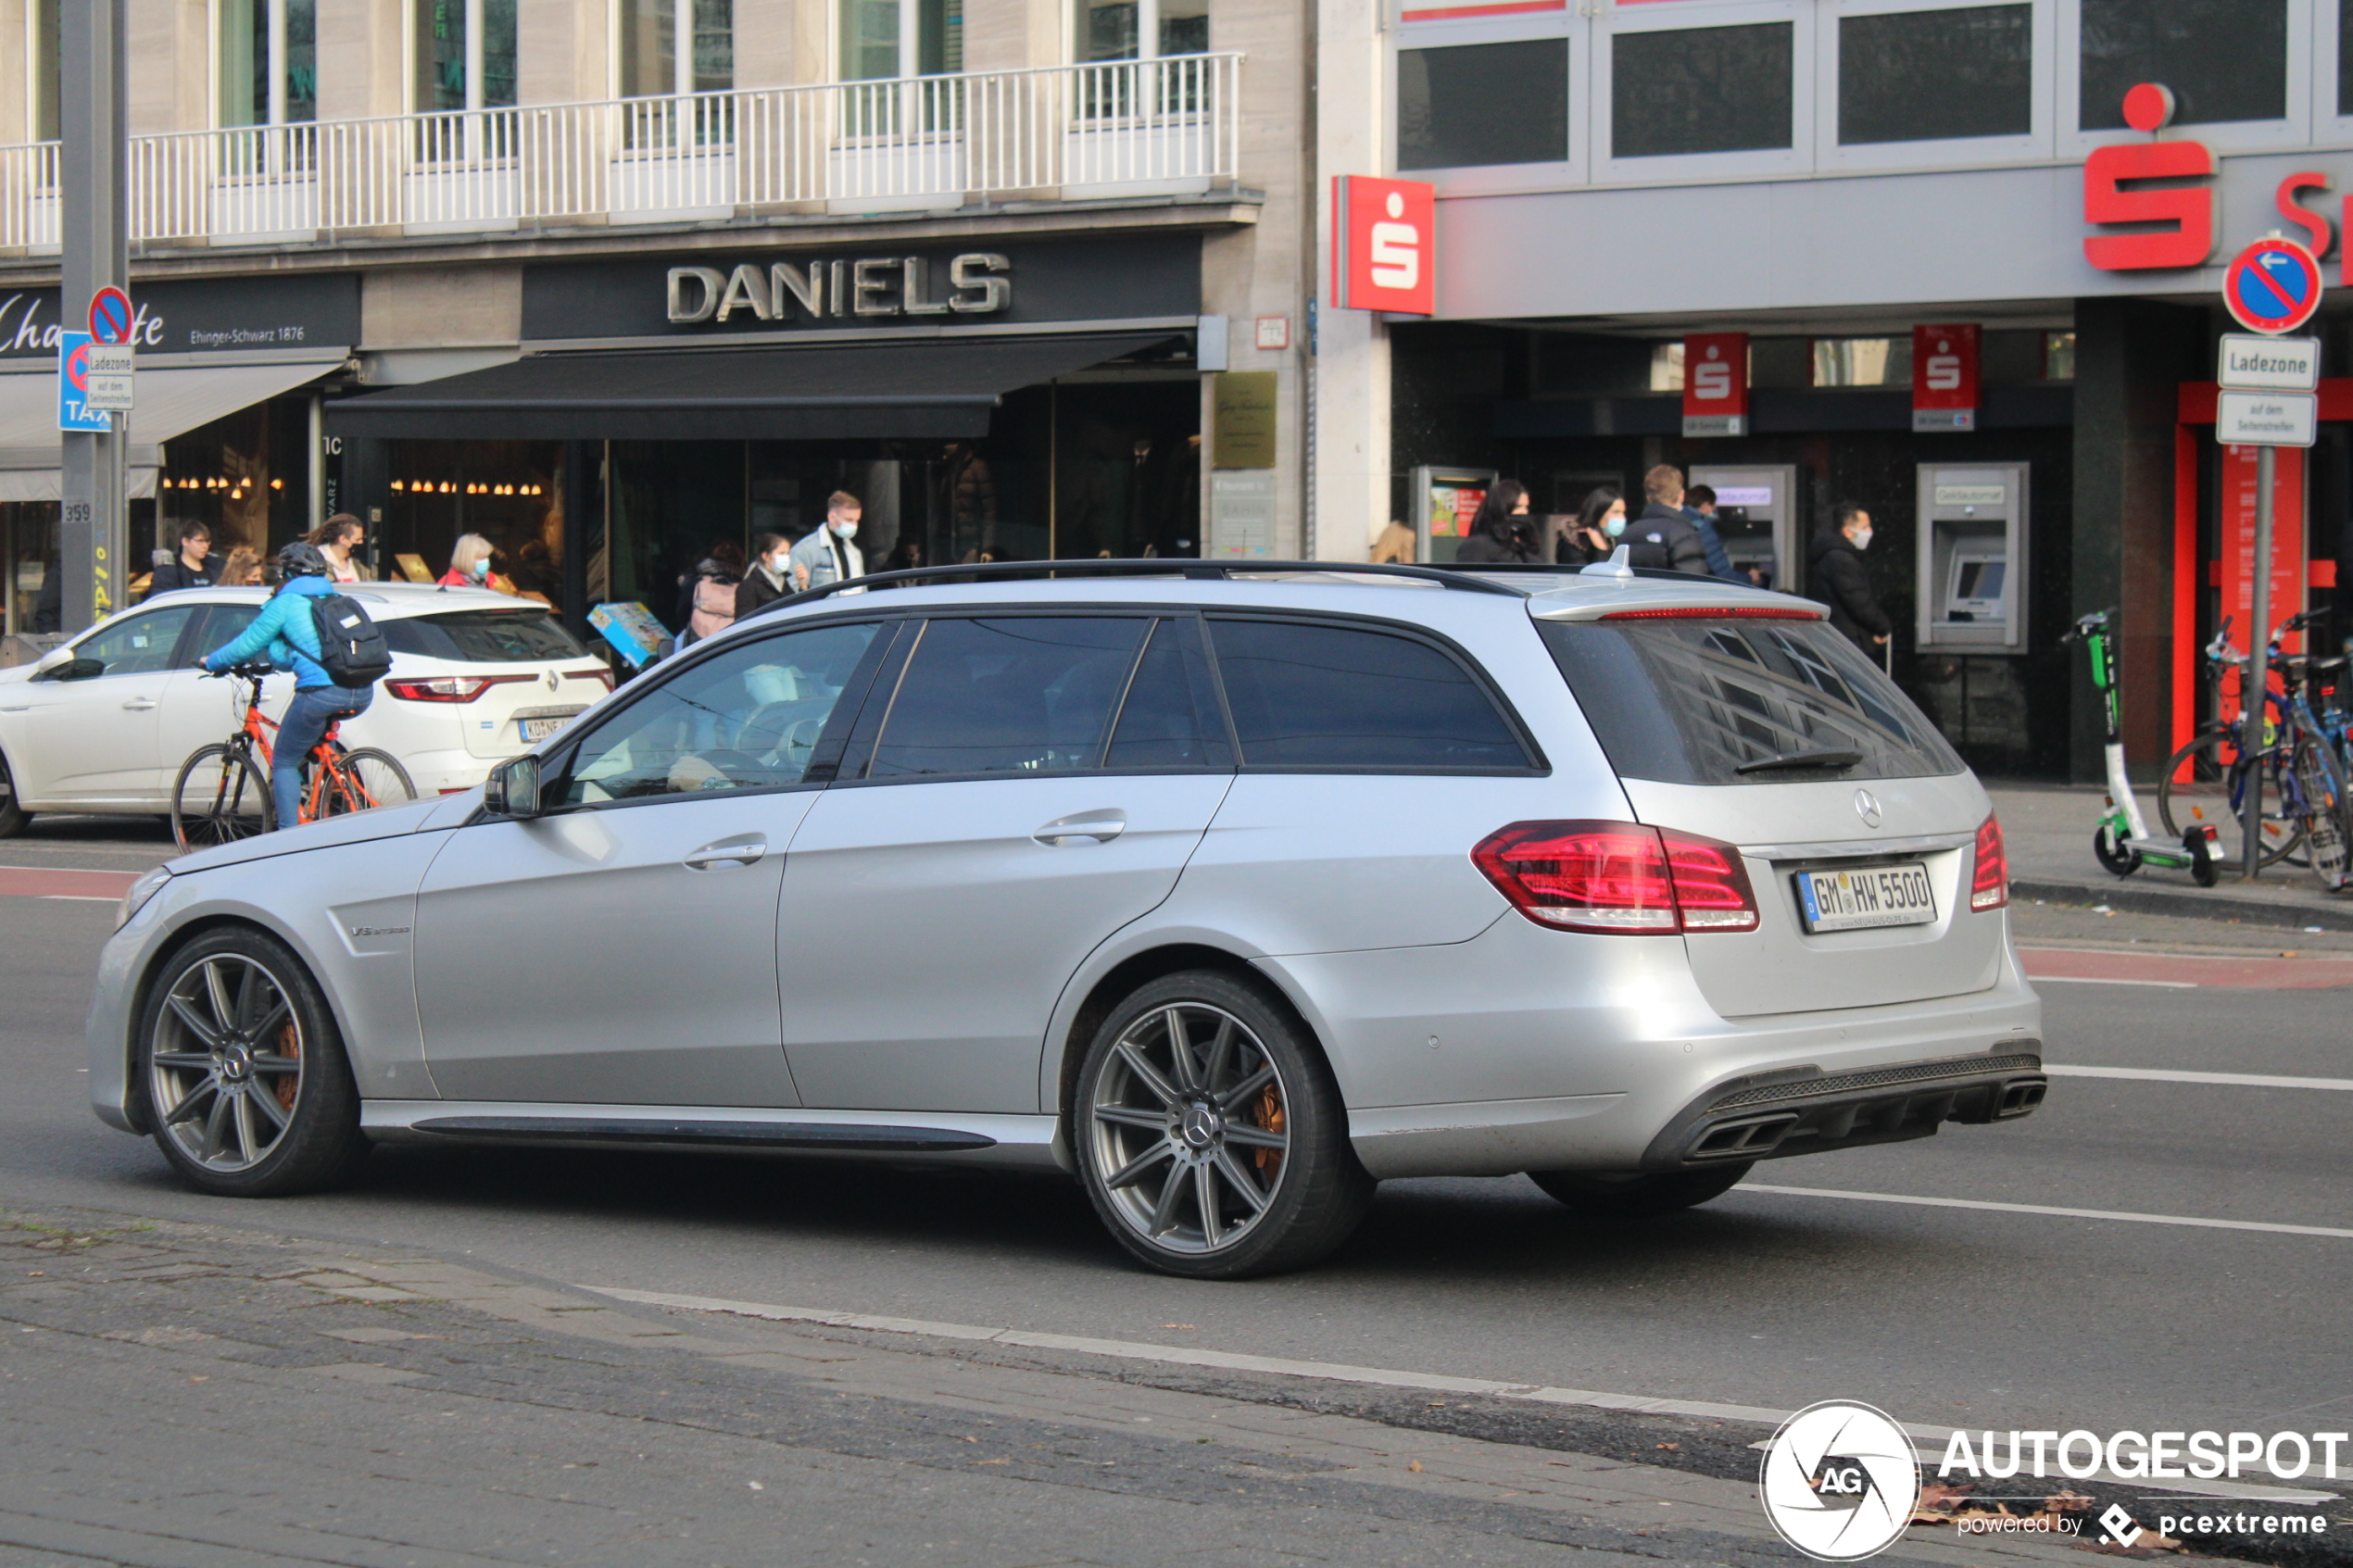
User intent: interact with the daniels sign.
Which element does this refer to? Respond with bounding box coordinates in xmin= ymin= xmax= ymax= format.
xmin=667 ymin=252 xmax=1013 ymax=323
xmin=2084 ymin=82 xmax=2337 ymax=276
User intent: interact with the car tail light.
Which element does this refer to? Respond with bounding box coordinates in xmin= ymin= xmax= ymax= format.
xmin=1599 ymin=606 xmax=1823 ymax=621
xmin=1970 ymin=812 xmax=2008 ymax=911
xmin=1473 ymin=821 xmax=1759 ymax=935
xmin=567 ymin=665 xmax=617 ymax=692
xmin=384 ymin=673 xmax=535 ymax=703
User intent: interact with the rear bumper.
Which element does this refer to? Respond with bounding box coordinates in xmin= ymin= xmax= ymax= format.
xmin=1637 ymin=1049 xmax=2047 ymax=1171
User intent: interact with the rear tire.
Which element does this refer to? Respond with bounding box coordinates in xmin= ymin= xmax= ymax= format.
xmin=171 ymin=743 xmax=273 ymax=851
xmin=134 ymin=926 xmax=367 ymax=1197
xmin=2092 ymin=825 xmax=2141 ymax=877
xmin=1075 ymin=970 xmax=1374 ymax=1279
xmin=2157 ymin=733 xmax=2299 ymax=868
xmin=317 ymin=746 xmax=416 ymax=817
xmin=1528 ymin=1164 xmax=1753 ymax=1218
xmin=0 ymin=748 xmax=27 ymax=837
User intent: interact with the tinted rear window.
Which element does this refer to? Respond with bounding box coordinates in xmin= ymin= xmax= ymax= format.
xmin=382 ymin=609 xmax=588 ymax=663
xmin=1208 ymin=618 xmax=1531 ymax=771
xmin=1539 ymin=617 xmax=1963 ymax=784
xmin=869 ymin=616 xmax=1148 ymax=778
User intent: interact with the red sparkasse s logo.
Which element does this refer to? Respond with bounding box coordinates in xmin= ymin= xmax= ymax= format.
xmin=2079 ymin=82 xmax=2340 ymax=276
xmin=1684 ymin=333 xmax=1749 ymax=417
xmin=1913 ymin=323 xmax=1980 ymax=430
xmin=1333 ymin=176 xmax=1436 ymax=316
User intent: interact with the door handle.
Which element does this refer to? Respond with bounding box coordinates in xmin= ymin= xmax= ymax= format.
xmin=121 ymin=698 xmax=157 ymax=712
xmin=683 ymin=834 xmax=766 ymax=871
xmin=1034 ymin=809 xmax=1126 ymax=847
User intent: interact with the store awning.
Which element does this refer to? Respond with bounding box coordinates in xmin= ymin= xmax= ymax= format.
xmin=321 ymin=332 xmax=1184 ymax=442
xmin=0 ymin=356 xmax=345 ymax=502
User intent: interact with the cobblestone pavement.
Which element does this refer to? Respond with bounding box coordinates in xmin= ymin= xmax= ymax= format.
xmin=0 ymin=1206 xmax=2158 ymax=1568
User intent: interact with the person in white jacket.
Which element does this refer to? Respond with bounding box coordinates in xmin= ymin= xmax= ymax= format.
xmin=788 ymin=493 xmax=866 ymax=592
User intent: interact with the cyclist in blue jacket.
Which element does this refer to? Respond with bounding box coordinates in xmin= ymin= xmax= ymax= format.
xmin=200 ymin=541 xmax=374 ymax=831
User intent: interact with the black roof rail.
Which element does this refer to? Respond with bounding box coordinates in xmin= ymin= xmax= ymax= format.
xmin=740 ymin=558 xmax=1529 ymax=622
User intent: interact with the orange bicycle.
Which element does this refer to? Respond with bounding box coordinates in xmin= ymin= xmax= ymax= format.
xmin=170 ymin=665 xmax=416 ymax=851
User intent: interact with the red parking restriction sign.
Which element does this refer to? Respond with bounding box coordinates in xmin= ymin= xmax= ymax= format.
xmin=87 ymin=285 xmax=134 ymax=346
xmin=2223 ymin=238 xmax=2322 ymax=334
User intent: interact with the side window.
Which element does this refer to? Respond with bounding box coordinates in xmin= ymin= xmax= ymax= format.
xmin=560 ymin=621 xmax=880 ymax=805
xmin=1206 ymin=618 xmax=1530 ymax=771
xmin=867 ymin=617 xmax=1149 ymax=779
xmin=186 ymin=603 xmax=260 ymax=661
xmin=1105 ymin=617 xmax=1232 ymax=771
xmin=69 ymin=606 xmax=200 ymax=678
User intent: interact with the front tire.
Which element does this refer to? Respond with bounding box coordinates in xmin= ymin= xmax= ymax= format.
xmin=1076 ymin=971 xmax=1373 ymax=1279
xmin=1528 ymin=1164 xmax=1753 ymax=1218
xmin=2092 ymin=825 xmax=2141 ymax=877
xmin=0 ymin=747 xmax=26 ymax=837
xmin=171 ymin=743 xmax=273 ymax=851
xmin=135 ymin=927 xmax=367 ymax=1197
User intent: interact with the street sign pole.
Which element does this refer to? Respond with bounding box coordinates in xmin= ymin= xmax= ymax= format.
xmin=2245 ymin=442 xmax=2274 ymax=883
xmin=59 ymin=0 xmax=128 ymax=633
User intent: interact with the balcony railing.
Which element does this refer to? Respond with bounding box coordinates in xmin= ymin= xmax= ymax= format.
xmin=0 ymin=54 xmax=1240 ymax=251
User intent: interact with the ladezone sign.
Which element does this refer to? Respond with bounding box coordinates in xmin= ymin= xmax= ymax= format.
xmin=2084 ymin=82 xmax=2337 ymax=276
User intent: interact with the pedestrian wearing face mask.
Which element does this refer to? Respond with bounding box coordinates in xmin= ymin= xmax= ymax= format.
xmin=736 ymin=532 xmax=793 ymax=619
xmin=1807 ymin=501 xmax=1893 ymax=658
xmin=438 ymin=533 xmax=497 ymax=588
xmin=788 ymin=492 xmax=866 ymax=592
xmin=1557 ymin=486 xmax=1627 ymax=567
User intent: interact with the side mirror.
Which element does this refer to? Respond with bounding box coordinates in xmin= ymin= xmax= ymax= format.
xmin=30 ymin=645 xmax=74 ymax=677
xmin=483 ymin=755 xmax=545 ymax=820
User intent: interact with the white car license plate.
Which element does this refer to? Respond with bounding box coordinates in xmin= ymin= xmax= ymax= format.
xmin=519 ymin=715 xmax=570 ymax=742
xmin=1794 ymin=863 xmax=1936 ymax=933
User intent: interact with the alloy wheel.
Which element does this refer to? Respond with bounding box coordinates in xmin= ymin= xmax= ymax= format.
xmin=1087 ymin=1003 xmax=1290 ymax=1255
xmin=147 ymin=953 xmax=303 ymax=1172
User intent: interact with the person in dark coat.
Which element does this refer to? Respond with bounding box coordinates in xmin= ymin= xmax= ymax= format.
xmin=1453 ymin=479 xmax=1545 ymax=566
xmin=1626 ymin=465 xmax=1710 ymax=574
xmin=147 ymin=521 xmax=218 ymax=596
xmin=1807 ymin=502 xmax=1892 ymax=657
xmin=735 ymin=533 xmax=791 ymax=621
xmin=1556 ymin=486 xmax=1627 ymax=567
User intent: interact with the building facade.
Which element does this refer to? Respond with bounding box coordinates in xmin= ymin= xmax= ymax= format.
xmin=1311 ymin=0 xmax=2353 ymax=780
xmin=0 ymin=0 xmax=1315 ymax=641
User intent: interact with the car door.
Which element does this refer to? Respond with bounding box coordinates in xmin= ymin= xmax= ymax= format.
xmin=154 ymin=601 xmax=274 ymax=797
xmin=777 ymin=613 xmax=1235 ymax=1113
xmin=6 ymin=604 xmax=203 ymax=805
xmin=411 ymin=618 xmax=887 ymax=1107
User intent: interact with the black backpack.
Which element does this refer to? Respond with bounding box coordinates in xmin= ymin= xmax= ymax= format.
xmin=308 ymin=592 xmax=394 ymax=688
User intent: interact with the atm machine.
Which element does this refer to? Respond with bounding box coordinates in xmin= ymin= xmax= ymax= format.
xmin=1915 ymin=463 xmax=2029 ymax=652
xmin=1689 ymin=465 xmax=1800 ymax=591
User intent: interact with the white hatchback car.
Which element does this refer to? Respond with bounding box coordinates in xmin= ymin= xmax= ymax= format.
xmin=0 ymin=583 xmax=613 ymax=834
xmin=89 ymin=561 xmax=2047 ymax=1278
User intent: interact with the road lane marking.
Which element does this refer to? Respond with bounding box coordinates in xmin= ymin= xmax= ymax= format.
xmin=580 ymin=1285 xmax=2339 ymax=1504
xmin=1737 ymin=1185 xmax=2353 ymax=1239
xmin=2046 ymin=1064 xmax=2353 ymax=1091
xmin=2032 ymin=975 xmax=2196 ymax=988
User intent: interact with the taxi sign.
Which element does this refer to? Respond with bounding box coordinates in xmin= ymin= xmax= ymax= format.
xmin=2223 ymin=238 xmax=2322 ymax=334
xmin=57 ymin=332 xmax=110 ymax=432
xmin=86 ymin=285 xmax=134 ymax=345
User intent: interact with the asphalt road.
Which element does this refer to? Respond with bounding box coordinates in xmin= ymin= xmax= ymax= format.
xmin=3 ymin=817 xmax=2349 ymax=1554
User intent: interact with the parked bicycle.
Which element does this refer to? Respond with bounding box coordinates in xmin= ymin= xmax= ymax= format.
xmin=2157 ymin=616 xmax=2300 ymax=870
xmin=170 ymin=666 xmax=416 ymax=851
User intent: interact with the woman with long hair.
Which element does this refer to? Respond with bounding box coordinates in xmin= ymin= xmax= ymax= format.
xmin=1453 ymin=478 xmax=1543 ymax=566
xmin=1558 ymin=486 xmax=1627 ymax=567
xmin=306 ymin=514 xmax=367 ymax=583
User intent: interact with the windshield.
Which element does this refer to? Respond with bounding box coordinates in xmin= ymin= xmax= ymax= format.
xmin=1540 ymin=617 xmax=1963 ymax=785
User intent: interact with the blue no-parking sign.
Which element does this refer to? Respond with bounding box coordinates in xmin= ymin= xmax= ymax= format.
xmin=57 ymin=332 xmax=110 ymax=433
xmin=2223 ymin=239 xmax=2323 ymax=335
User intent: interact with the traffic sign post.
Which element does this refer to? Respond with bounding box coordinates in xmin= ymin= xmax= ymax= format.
xmin=59 ymin=0 xmax=128 ymax=631
xmin=2214 ymin=295 xmax=2323 ymax=882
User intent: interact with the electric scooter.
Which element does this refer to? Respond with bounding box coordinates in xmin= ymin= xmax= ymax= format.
xmin=2067 ymin=609 xmax=2221 ymax=886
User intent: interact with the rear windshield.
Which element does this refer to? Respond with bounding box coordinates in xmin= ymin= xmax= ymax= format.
xmin=383 ymin=608 xmax=589 ymax=663
xmin=1538 ymin=617 xmax=1963 ymax=785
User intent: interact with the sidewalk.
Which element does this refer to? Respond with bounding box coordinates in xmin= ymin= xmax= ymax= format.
xmin=1989 ymin=782 xmax=2353 ymax=932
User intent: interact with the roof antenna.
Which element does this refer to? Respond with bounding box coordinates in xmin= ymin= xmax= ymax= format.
xmin=1580 ymin=544 xmax=1636 ymax=581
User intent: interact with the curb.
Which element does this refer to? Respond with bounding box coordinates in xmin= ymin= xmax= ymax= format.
xmin=2012 ymin=878 xmax=2353 ymax=932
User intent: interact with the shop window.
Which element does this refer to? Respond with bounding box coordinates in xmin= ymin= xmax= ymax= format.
xmin=2042 ymin=332 xmax=2077 ymax=382
xmin=565 ymin=621 xmax=881 ymax=804
xmin=2080 ymin=0 xmax=2284 ymax=129
xmin=30 ymin=0 xmax=60 ymax=141
xmin=621 ymin=0 xmax=733 ymax=96
xmin=1839 ymin=4 xmax=2030 ymax=145
xmin=1612 ymin=21 xmax=1792 ymax=158
xmin=218 ymin=0 xmax=317 ymax=126
xmin=1207 ymin=619 xmax=1529 ymax=771
xmin=1398 ymin=40 xmax=1569 ymax=170
xmin=1812 ymin=337 xmax=1911 ymax=387
xmin=1649 ymin=342 xmax=1684 ymax=393
xmin=157 ymin=397 xmax=311 ymax=571
xmin=416 ymin=0 xmax=519 ymax=113
xmin=381 ymin=441 xmax=562 ymax=600
xmin=1074 ymin=0 xmax=1205 ymax=62
xmin=869 ymin=616 xmax=1150 ymax=778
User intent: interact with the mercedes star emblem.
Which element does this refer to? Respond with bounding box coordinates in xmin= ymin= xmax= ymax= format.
xmin=1855 ymin=788 xmax=1883 ymax=829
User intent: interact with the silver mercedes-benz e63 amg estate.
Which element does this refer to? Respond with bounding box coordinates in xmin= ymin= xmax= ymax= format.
xmin=90 ymin=559 xmax=2045 ymax=1277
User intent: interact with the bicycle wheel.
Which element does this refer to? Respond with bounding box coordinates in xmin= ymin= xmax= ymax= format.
xmin=2293 ymin=741 xmax=2351 ymax=891
xmin=171 ymin=744 xmax=274 ymax=851
xmin=2156 ymin=732 xmax=2300 ymax=868
xmin=315 ymin=747 xmax=417 ymax=817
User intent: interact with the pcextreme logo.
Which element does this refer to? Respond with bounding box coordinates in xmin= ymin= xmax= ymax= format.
xmin=1757 ymin=1401 xmax=1922 ymax=1562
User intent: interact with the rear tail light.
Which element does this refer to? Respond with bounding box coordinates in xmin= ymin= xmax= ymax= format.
xmin=1473 ymin=821 xmax=1759 ymax=935
xmin=384 ymin=673 xmax=535 ymax=703
xmin=1970 ymin=812 xmax=2008 ymax=912
xmin=568 ymin=665 xmax=618 ymax=692
xmin=1599 ymin=606 xmax=1823 ymax=621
